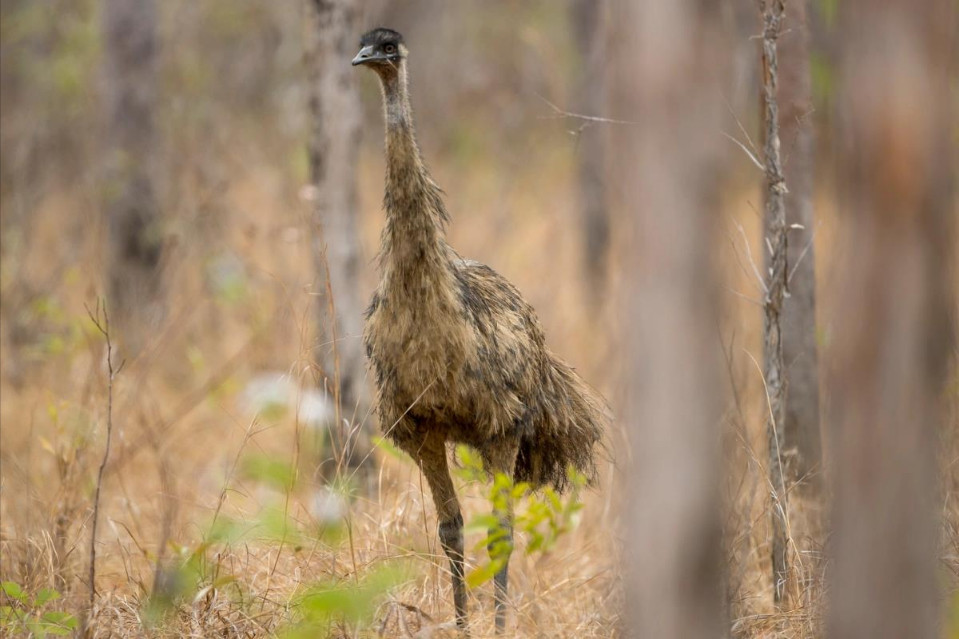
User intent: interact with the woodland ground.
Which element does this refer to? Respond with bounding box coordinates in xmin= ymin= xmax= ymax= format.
xmin=2 ymin=67 xmax=958 ymax=639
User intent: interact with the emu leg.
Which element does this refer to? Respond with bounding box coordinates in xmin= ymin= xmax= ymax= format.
xmin=416 ymin=437 xmax=468 ymax=630
xmin=441 ymin=512 xmax=467 ymax=630
xmin=487 ymin=444 xmax=519 ymax=633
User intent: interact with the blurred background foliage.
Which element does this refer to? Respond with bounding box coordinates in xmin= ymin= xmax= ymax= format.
xmin=4 ymin=0 xmax=928 ymax=637
xmin=1 ymin=2 xmax=638 ymax=635
xmin=1 ymin=0 xmax=849 ymax=383
xmin=0 ymin=0 xmax=628 ymax=378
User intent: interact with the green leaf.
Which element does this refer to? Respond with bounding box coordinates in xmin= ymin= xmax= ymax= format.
xmin=35 ymin=588 xmax=61 ymax=607
xmin=488 ymin=539 xmax=513 ymax=560
xmin=511 ymin=482 xmax=531 ymax=500
xmin=300 ymin=584 xmax=371 ymax=623
xmin=453 ymin=445 xmax=486 ymax=483
xmin=1 ymin=582 xmax=25 ymax=602
xmin=39 ymin=611 xmax=78 ymax=634
xmin=464 ymin=513 xmax=501 ymax=532
xmin=259 ymin=505 xmax=302 ymax=543
xmin=546 ymin=490 xmax=563 ymax=513
xmin=240 ymin=454 xmax=296 ymax=492
xmin=527 ymin=533 xmax=545 ymax=554
xmin=292 ymin=564 xmax=408 ymax=630
xmin=485 ymin=528 xmax=509 ymax=545
xmin=492 ymin=473 xmax=512 ymax=490
xmin=466 ymin=559 xmax=504 ymax=589
xmin=207 ymin=515 xmax=244 ymax=544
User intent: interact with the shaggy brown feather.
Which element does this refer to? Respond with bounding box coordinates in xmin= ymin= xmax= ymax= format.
xmin=355 ymin=27 xmax=607 ymax=631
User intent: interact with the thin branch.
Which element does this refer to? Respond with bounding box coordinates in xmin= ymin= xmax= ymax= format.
xmin=724 ymin=286 xmax=765 ymax=307
xmin=759 ymin=0 xmax=790 ymax=606
xmin=534 ymin=93 xmax=637 ymax=126
xmin=722 ymin=93 xmax=763 ymax=160
xmin=84 ymin=299 xmax=123 ymax=632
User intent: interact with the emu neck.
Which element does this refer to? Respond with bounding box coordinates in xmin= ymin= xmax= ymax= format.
xmin=378 ymin=64 xmax=452 ymax=296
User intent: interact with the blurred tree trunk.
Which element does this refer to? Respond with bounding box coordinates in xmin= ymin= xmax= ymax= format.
xmin=776 ymin=0 xmax=821 ymax=491
xmin=570 ymin=0 xmax=609 ymax=300
xmin=827 ymin=0 xmax=956 ymax=637
xmin=612 ymin=2 xmax=729 ymax=637
xmin=306 ymin=0 xmax=371 ymax=478
xmin=102 ymin=0 xmax=163 ymax=350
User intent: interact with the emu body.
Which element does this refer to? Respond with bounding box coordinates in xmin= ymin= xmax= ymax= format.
xmin=354 ymin=28 xmax=606 ymax=632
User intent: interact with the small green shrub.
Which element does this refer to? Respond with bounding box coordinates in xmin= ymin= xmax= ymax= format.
xmin=453 ymin=444 xmax=586 ymax=589
xmin=0 ymin=582 xmax=78 ymax=637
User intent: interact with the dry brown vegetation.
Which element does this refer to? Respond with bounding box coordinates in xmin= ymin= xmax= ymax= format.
xmin=1 ymin=1 xmax=957 ymax=638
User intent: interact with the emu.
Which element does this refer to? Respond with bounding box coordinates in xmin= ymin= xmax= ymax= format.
xmin=353 ymin=28 xmax=606 ymax=632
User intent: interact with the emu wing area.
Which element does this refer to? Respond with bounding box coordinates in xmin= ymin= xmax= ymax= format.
xmin=365 ymin=257 xmax=603 ymax=490
xmin=452 ymin=258 xmax=546 ymax=439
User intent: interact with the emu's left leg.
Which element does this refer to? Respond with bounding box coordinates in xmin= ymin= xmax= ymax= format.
xmin=486 ymin=442 xmax=519 ymax=633
xmin=414 ymin=433 xmax=468 ymax=631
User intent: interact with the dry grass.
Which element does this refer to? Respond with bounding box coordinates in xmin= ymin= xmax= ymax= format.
xmin=0 ymin=137 xmax=624 ymax=637
xmin=1 ymin=123 xmax=956 ymax=638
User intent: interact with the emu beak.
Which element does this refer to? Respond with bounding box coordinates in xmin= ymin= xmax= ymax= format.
xmin=351 ymin=45 xmax=376 ymax=66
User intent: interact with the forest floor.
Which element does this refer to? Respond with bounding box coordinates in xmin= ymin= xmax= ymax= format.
xmin=1 ymin=136 xmax=956 ymax=638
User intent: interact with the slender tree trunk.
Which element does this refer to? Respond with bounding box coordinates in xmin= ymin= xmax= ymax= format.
xmin=613 ymin=2 xmax=729 ymax=636
xmin=306 ymin=0 xmax=371 ymax=477
xmin=570 ymin=0 xmax=609 ymax=300
xmin=102 ymin=0 xmax=163 ymax=351
xmin=827 ymin=1 xmax=956 ymax=637
xmin=759 ymin=0 xmax=790 ymax=606
xmin=777 ymin=0 xmax=821 ymax=491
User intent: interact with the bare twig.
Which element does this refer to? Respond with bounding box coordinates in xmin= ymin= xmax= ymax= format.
xmin=736 ymin=222 xmax=769 ymax=294
xmin=724 ymin=286 xmax=765 ymax=307
xmin=84 ymin=299 xmax=124 ymax=632
xmin=534 ymin=93 xmax=637 ymax=126
xmin=722 ymin=131 xmax=766 ymax=171
xmin=722 ymin=93 xmax=763 ymax=160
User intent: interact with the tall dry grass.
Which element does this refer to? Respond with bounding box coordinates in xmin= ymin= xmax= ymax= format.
xmin=7 ymin=133 xmax=951 ymax=637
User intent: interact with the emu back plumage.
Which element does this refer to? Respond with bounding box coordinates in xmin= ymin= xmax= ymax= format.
xmin=366 ymin=256 xmax=606 ymax=491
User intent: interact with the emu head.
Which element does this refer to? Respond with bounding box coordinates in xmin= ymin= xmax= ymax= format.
xmin=352 ymin=28 xmax=406 ymax=73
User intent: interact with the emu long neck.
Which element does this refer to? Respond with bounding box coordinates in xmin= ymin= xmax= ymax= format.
xmin=379 ymin=64 xmax=452 ymax=291
xmin=382 ymin=67 xmax=415 ymax=138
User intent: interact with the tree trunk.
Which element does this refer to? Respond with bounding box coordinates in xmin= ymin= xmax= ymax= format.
xmin=613 ymin=2 xmax=729 ymax=637
xmin=827 ymin=1 xmax=956 ymax=637
xmin=777 ymin=0 xmax=821 ymax=491
xmin=102 ymin=0 xmax=163 ymax=351
xmin=759 ymin=0 xmax=790 ymax=606
xmin=570 ymin=0 xmax=609 ymax=300
xmin=306 ymin=0 xmax=371 ymax=478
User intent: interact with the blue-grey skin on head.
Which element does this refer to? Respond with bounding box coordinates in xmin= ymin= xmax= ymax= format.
xmin=352 ymin=28 xmax=405 ymax=66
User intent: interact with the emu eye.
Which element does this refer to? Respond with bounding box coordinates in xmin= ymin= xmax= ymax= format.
xmin=384 ymin=44 xmax=396 ymax=54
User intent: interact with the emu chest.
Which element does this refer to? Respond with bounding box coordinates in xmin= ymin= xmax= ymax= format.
xmin=365 ymin=290 xmax=474 ymax=407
